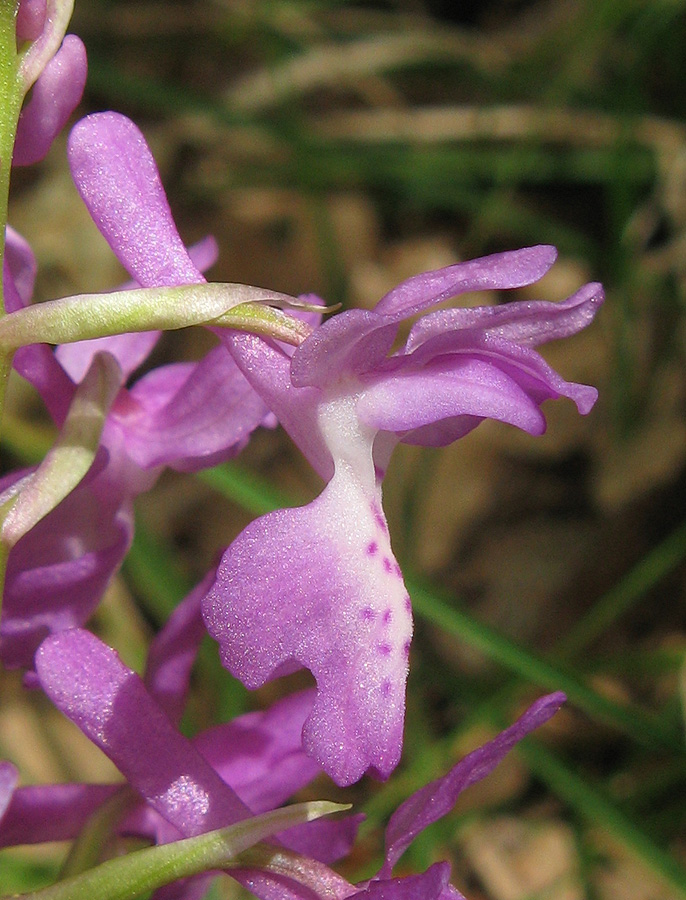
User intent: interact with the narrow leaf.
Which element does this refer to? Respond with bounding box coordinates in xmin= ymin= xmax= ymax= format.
xmin=11 ymin=801 xmax=350 ymax=900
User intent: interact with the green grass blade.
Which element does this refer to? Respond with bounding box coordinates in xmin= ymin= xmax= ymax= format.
xmin=123 ymin=515 xmax=193 ymax=624
xmin=408 ymin=577 xmax=682 ymax=754
xmin=557 ymin=519 xmax=686 ymax=658
xmin=197 ymin=462 xmax=298 ymax=517
xmin=519 ymin=738 xmax=686 ymax=899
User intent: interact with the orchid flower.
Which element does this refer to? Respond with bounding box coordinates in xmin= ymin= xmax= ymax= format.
xmin=202 ymin=249 xmax=603 ymax=786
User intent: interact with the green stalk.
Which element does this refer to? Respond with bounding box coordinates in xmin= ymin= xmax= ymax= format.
xmin=0 ymin=1 xmax=21 ymax=313
xmin=0 ymin=0 xmax=22 ymax=439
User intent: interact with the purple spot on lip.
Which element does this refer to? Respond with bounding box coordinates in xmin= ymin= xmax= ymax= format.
xmin=404 ymin=596 xmax=412 ymax=613
xmin=382 ymin=608 xmax=392 ymax=625
xmin=403 ymin=640 xmax=411 ymax=657
xmin=381 ymin=679 xmax=392 ymax=696
xmin=394 ymin=562 xmax=403 ymax=578
xmin=383 ymin=557 xmax=393 ymax=573
xmin=367 ymin=541 xmax=378 ymax=556
xmin=378 ymin=642 xmax=392 ymax=656
xmin=370 ymin=501 xmax=388 ymax=534
xmin=361 ymin=607 xmax=375 ymax=621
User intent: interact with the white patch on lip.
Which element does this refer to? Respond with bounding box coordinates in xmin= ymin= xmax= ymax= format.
xmin=315 ymin=388 xmax=413 ymax=715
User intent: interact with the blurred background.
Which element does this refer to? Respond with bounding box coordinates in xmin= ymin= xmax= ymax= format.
xmin=2 ymin=1 xmax=686 ymax=897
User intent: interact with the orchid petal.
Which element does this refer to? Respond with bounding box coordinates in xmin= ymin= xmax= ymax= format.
xmin=3 ymin=253 xmax=75 ymax=425
xmin=187 ymin=235 xmax=219 ymax=275
xmin=13 ymin=35 xmax=87 ymax=167
xmin=5 ymin=227 xmax=37 ymax=306
xmin=194 ymin=689 xmax=363 ymax=863
xmin=375 ymin=246 xmax=558 ymax=320
xmin=0 ymin=763 xmax=18 ymax=824
xmin=19 ymin=0 xmax=75 ymax=90
xmin=0 ymin=782 xmax=118 ymax=847
xmin=55 ymin=330 xmax=161 ymax=384
xmin=379 ymin=693 xmax=565 ymax=876
xmin=354 ymin=863 xmax=454 ymax=900
xmin=231 ymin=851 xmax=353 ymax=900
xmin=404 ymin=329 xmax=598 ymax=412
xmin=406 ymin=281 xmax=604 ymax=350
xmin=203 ymin=462 xmax=412 ymax=787
xmin=150 ymin=878 xmax=211 ymax=900
xmin=279 ymin=813 xmax=364 ymax=866
xmin=68 ymin=112 xmax=203 ymax=287
xmin=10 ymin=335 xmax=75 ymax=425
xmin=194 ymin=690 xmax=321 ymax=811
xmin=16 ymin=0 xmax=47 ymax=43
xmin=357 ymin=357 xmax=547 ymax=437
xmin=144 ymin=573 xmax=214 ymax=725
xmin=4 ymin=229 xmax=73 ymax=423
xmin=1 ymin=481 xmax=132 ymax=669
xmin=36 ymin=629 xmax=251 ymax=834
xmin=396 ymin=415 xmax=483 ymax=447
xmin=358 ymin=316 xmax=599 ymax=442
xmin=123 ymin=345 xmax=268 ymax=472
xmin=290 ymin=309 xmax=397 ymax=389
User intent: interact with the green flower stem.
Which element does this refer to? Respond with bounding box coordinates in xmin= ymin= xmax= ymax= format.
xmin=0 ymin=284 xmax=311 ymax=350
xmin=0 ymin=0 xmax=22 ymax=445
xmin=8 ymin=801 xmax=349 ymax=900
xmin=0 ymin=0 xmax=22 ymax=316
